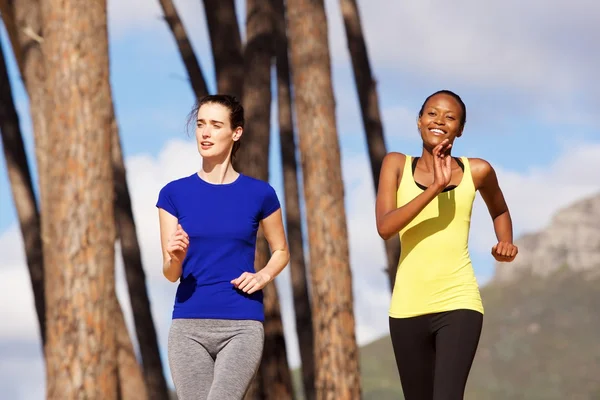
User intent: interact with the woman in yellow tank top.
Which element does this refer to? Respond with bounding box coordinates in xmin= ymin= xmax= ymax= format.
xmin=375 ymin=90 xmax=518 ymax=400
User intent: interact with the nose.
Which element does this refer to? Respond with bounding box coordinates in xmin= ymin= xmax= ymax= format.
xmin=202 ymin=127 xmax=211 ymax=138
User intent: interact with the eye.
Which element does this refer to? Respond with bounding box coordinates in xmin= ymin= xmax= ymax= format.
xmin=446 ymin=116 xmax=455 ymax=121
xmin=428 ymin=112 xmax=435 ymax=116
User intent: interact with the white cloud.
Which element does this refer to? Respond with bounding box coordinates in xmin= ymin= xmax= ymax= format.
xmin=2 ymin=136 xmax=600 ymax=397
xmin=470 ymin=141 xmax=600 ymax=254
xmin=325 ymin=0 xmax=598 ymax=97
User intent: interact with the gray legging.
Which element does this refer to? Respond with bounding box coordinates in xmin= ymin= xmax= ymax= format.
xmin=168 ymin=318 xmax=264 ymax=400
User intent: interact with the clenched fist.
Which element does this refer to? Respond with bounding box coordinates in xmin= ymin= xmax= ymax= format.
xmin=167 ymin=224 xmax=189 ymax=264
xmin=491 ymin=241 xmax=518 ymax=262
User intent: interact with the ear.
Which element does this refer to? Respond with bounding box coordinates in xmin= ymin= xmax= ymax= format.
xmin=416 ymin=116 xmax=422 ymax=132
xmin=232 ymin=126 xmax=243 ymax=142
xmin=456 ymin=126 xmax=464 ymax=138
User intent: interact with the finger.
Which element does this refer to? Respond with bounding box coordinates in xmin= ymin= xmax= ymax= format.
xmin=247 ymin=282 xmax=262 ymax=294
xmin=432 ymin=141 xmax=446 ymax=156
xmin=510 ymin=246 xmax=518 ymax=257
xmin=231 ymin=272 xmax=248 ymax=286
xmin=242 ymin=280 xmax=256 ymax=293
xmin=231 ymin=273 xmax=243 ymax=286
xmin=238 ymin=276 xmax=254 ymax=291
xmin=170 ymin=239 xmax=187 ymax=249
xmin=491 ymin=244 xmax=497 ymax=255
xmin=494 ymin=242 xmax=504 ymax=256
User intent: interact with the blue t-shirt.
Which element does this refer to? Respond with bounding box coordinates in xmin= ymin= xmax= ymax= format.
xmin=156 ymin=173 xmax=281 ymax=322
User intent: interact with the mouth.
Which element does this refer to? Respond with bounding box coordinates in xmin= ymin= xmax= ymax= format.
xmin=429 ymin=127 xmax=447 ymax=136
xmin=200 ymin=141 xmax=214 ymax=148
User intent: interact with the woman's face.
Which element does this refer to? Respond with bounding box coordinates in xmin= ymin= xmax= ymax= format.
xmin=195 ymin=102 xmax=241 ymax=160
xmin=417 ymin=93 xmax=464 ymax=149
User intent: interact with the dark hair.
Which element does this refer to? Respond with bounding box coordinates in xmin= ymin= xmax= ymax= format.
xmin=418 ymin=90 xmax=467 ymax=128
xmin=186 ymin=94 xmax=245 ymax=159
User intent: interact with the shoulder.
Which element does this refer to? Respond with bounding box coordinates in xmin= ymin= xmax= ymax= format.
xmin=381 ymin=152 xmax=408 ymax=177
xmin=240 ymin=175 xmax=278 ymax=197
xmin=467 ymin=157 xmax=494 ymax=177
xmin=383 ymin=151 xmax=407 ymax=163
xmin=159 ymin=174 xmax=195 ymax=194
xmin=467 ymin=158 xmax=497 ymax=189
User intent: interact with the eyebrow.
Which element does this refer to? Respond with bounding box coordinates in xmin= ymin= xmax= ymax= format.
xmin=197 ymin=119 xmax=224 ymax=125
xmin=428 ymin=106 xmax=455 ymax=114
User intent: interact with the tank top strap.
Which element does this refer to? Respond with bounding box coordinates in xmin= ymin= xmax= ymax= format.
xmin=458 ymin=156 xmax=475 ymax=192
xmin=398 ymin=155 xmax=414 ymax=192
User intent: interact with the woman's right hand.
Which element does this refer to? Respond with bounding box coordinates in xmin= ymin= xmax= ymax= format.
xmin=432 ymin=139 xmax=453 ymax=191
xmin=167 ymin=224 xmax=189 ymax=264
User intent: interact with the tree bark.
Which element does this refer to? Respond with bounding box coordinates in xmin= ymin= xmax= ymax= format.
xmin=158 ymin=0 xmax=209 ymax=99
xmin=0 ymin=29 xmax=45 ymax=345
xmin=0 ymin=0 xmax=49 ymax=213
xmin=339 ymin=0 xmax=400 ymax=290
xmin=115 ymin=295 xmax=149 ymax=400
xmin=237 ymin=1 xmax=294 ymax=398
xmin=111 ymin=113 xmax=170 ymax=399
xmin=273 ymin=0 xmax=315 ymax=399
xmin=286 ymin=0 xmax=362 ymax=398
xmin=202 ymin=0 xmax=244 ymax=99
xmin=40 ymin=0 xmax=118 ymax=397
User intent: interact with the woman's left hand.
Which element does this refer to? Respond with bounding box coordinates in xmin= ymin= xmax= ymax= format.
xmin=231 ymin=271 xmax=272 ymax=294
xmin=491 ymin=241 xmax=518 ymax=262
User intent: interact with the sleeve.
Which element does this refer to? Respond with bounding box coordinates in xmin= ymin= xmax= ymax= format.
xmin=156 ymin=183 xmax=178 ymax=218
xmin=259 ymin=184 xmax=281 ymax=220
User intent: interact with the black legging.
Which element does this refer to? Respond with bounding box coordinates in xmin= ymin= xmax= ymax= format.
xmin=389 ymin=309 xmax=483 ymax=400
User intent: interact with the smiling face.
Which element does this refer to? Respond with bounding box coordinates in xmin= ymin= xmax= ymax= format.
xmin=195 ymin=102 xmax=242 ymax=160
xmin=417 ymin=92 xmax=465 ymax=149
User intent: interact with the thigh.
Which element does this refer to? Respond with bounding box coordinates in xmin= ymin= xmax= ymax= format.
xmin=389 ymin=315 xmax=436 ymax=400
xmin=433 ymin=309 xmax=483 ymax=400
xmin=208 ymin=321 xmax=264 ymax=400
xmin=168 ymin=319 xmax=215 ymax=400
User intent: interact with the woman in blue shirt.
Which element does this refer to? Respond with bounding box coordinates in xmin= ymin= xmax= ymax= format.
xmin=157 ymin=95 xmax=290 ymax=400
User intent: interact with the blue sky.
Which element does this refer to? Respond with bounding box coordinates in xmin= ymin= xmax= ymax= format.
xmin=1 ymin=0 xmax=600 ymax=398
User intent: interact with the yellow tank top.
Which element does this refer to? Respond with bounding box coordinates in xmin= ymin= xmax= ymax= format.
xmin=389 ymin=155 xmax=484 ymax=318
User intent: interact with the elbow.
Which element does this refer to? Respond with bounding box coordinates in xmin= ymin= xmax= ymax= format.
xmin=162 ymin=261 xmax=181 ymax=283
xmin=378 ymin=230 xmax=394 ymax=241
xmin=163 ymin=270 xmax=179 ymax=283
xmin=376 ymin=221 xmax=394 ymax=241
xmin=281 ymin=248 xmax=291 ymax=266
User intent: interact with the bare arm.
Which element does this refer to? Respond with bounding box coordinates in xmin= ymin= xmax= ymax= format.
xmin=376 ymin=142 xmax=452 ymax=240
xmin=158 ymin=208 xmax=189 ymax=282
xmin=258 ymin=209 xmax=290 ymax=281
xmin=231 ymin=209 xmax=290 ymax=294
xmin=472 ymin=158 xmax=518 ymax=262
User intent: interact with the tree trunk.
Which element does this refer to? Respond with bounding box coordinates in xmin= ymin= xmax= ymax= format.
xmin=202 ymin=0 xmax=244 ymax=98
xmin=273 ymin=0 xmax=315 ymax=399
xmin=40 ymin=0 xmax=118 ymax=397
xmin=0 ymin=0 xmax=49 ymax=215
xmin=115 ymin=295 xmax=149 ymax=400
xmin=158 ymin=0 xmax=209 ymax=99
xmin=285 ymin=0 xmax=362 ymax=398
xmin=0 ymin=29 xmax=45 ymax=345
xmin=111 ymin=113 xmax=170 ymax=399
xmin=237 ymin=1 xmax=294 ymax=398
xmin=339 ymin=0 xmax=400 ymax=290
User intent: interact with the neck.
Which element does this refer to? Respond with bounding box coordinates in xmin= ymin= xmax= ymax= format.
xmin=419 ymin=144 xmax=454 ymax=172
xmin=419 ymin=145 xmax=437 ymax=171
xmin=198 ymin=154 xmax=238 ymax=184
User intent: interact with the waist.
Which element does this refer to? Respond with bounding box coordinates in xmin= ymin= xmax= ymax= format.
xmin=390 ymin=260 xmax=483 ymax=317
xmin=173 ymin=281 xmax=264 ymax=321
